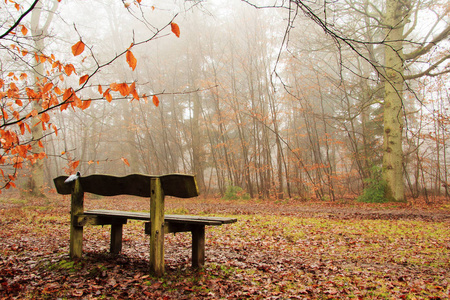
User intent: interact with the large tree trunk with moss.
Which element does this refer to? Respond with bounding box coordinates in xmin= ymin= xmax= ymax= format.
xmin=382 ymin=0 xmax=408 ymax=202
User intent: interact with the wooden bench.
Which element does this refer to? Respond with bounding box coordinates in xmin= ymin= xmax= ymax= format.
xmin=53 ymin=173 xmax=237 ymax=276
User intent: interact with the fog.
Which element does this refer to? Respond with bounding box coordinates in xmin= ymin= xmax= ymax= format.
xmin=1 ymin=0 xmax=449 ymax=200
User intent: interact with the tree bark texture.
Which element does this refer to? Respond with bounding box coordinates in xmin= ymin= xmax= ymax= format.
xmin=382 ymin=0 xmax=407 ymax=202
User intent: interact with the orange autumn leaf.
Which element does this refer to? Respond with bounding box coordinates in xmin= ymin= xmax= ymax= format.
xmin=38 ymin=140 xmax=44 ymax=148
xmin=71 ymin=41 xmax=85 ymax=56
xmin=152 ymin=95 xmax=159 ymax=107
xmin=43 ymin=82 xmax=53 ymax=93
xmin=49 ymin=94 xmax=59 ymax=106
xmin=21 ymin=25 xmax=28 ymax=35
xmin=5 ymin=182 xmax=16 ymax=189
xmin=171 ymin=22 xmax=180 ymax=38
xmin=129 ymin=82 xmax=139 ymax=100
xmin=17 ymin=145 xmax=29 ymax=157
xmin=18 ymin=122 xmax=25 ymax=135
xmin=64 ymin=64 xmax=76 ymax=76
xmin=63 ymin=88 xmax=75 ymax=102
xmin=79 ymin=74 xmax=89 ymax=85
xmin=81 ymin=99 xmax=91 ymax=110
xmin=54 ymin=86 xmax=62 ymax=95
xmin=72 ymin=160 xmax=80 ymax=169
xmin=71 ymin=93 xmax=82 ymax=107
xmin=104 ymin=89 xmax=112 ymax=102
xmin=111 ymin=82 xmax=129 ymax=96
xmin=52 ymin=124 xmax=58 ymax=136
xmin=119 ymin=84 xmax=129 ymax=96
xmin=126 ymin=50 xmax=137 ymax=71
xmin=40 ymin=112 xmax=50 ymax=123
xmin=98 ymin=85 xmax=103 ymax=94
xmin=121 ymin=157 xmax=130 ymax=166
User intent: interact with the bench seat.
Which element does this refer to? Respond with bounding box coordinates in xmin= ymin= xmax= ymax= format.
xmin=83 ymin=209 xmax=236 ymax=225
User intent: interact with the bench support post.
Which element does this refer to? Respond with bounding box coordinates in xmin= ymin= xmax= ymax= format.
xmin=110 ymin=223 xmax=123 ymax=254
xmin=70 ymin=179 xmax=84 ymax=258
xmin=192 ymin=225 xmax=205 ymax=268
xmin=150 ymin=178 xmax=165 ymax=276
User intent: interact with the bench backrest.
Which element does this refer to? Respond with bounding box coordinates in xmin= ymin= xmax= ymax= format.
xmin=53 ymin=173 xmax=199 ymax=198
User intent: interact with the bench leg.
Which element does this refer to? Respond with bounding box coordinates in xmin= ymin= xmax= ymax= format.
xmin=150 ymin=178 xmax=165 ymax=276
xmin=70 ymin=179 xmax=84 ymax=259
xmin=110 ymin=223 xmax=123 ymax=254
xmin=70 ymin=224 xmax=83 ymax=258
xmin=192 ymin=225 xmax=205 ymax=268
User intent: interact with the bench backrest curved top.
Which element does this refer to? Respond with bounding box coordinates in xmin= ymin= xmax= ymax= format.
xmin=53 ymin=173 xmax=199 ymax=198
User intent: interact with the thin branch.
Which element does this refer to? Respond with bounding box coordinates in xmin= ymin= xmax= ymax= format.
xmin=403 ymin=24 xmax=450 ymax=61
xmin=0 ymin=0 xmax=40 ymax=39
xmin=404 ymin=54 xmax=450 ymax=80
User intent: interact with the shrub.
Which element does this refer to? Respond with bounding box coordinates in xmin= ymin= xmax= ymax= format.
xmin=357 ymin=167 xmax=389 ymax=203
xmin=223 ymin=185 xmax=250 ymax=200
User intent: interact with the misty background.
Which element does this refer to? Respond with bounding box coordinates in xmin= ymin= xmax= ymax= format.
xmin=5 ymin=0 xmax=449 ymax=201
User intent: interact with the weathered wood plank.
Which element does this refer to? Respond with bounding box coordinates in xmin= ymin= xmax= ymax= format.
xmin=145 ymin=222 xmax=196 ymax=234
xmin=149 ymin=178 xmax=165 ymax=277
xmin=53 ymin=173 xmax=199 ymax=198
xmin=84 ymin=209 xmax=237 ymax=225
xmin=76 ymin=215 xmax=127 ymax=226
xmin=70 ymin=179 xmax=84 ymax=259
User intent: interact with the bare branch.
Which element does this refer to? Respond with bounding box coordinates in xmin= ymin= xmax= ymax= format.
xmin=404 ymin=25 xmax=450 ymax=61
xmin=0 ymin=0 xmax=40 ymax=39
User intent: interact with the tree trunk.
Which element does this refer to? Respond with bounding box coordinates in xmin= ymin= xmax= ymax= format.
xmin=28 ymin=1 xmax=59 ymax=196
xmin=382 ymin=0 xmax=407 ymax=202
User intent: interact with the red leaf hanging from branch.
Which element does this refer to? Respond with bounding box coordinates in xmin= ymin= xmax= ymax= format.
xmin=152 ymin=95 xmax=159 ymax=107
xmin=126 ymin=50 xmax=137 ymax=70
xmin=171 ymin=22 xmax=180 ymax=38
xmin=21 ymin=25 xmax=28 ymax=36
xmin=79 ymin=74 xmax=89 ymax=85
xmin=71 ymin=41 xmax=85 ymax=56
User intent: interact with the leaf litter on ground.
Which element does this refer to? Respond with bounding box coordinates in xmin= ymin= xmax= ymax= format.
xmin=0 ymin=192 xmax=449 ymax=299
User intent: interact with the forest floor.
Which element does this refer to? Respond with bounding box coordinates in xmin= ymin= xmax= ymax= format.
xmin=0 ymin=192 xmax=449 ymax=299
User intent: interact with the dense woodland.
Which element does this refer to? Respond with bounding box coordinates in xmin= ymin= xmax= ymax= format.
xmin=1 ymin=0 xmax=449 ymax=201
